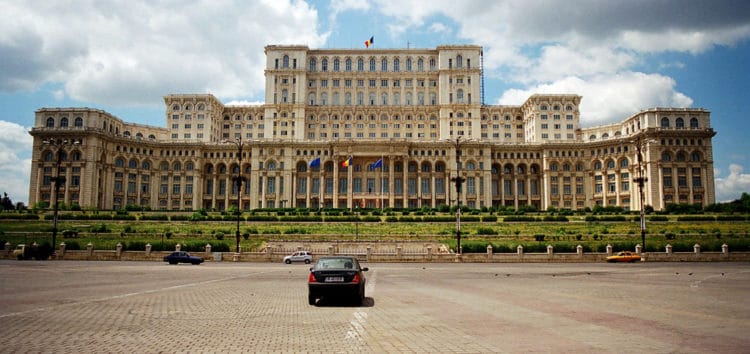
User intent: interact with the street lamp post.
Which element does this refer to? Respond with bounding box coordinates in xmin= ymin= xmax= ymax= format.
xmin=225 ymin=138 xmax=245 ymax=254
xmin=449 ymin=137 xmax=467 ymax=254
xmin=43 ymin=138 xmax=79 ymax=258
xmin=634 ymin=138 xmax=650 ymax=257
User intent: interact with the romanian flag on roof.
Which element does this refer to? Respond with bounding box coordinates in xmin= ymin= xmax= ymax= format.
xmin=341 ymin=156 xmax=352 ymax=168
xmin=364 ymin=36 xmax=374 ymax=48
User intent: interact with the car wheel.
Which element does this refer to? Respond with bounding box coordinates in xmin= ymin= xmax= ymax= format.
xmin=285 ymin=259 xmax=292 ymax=264
xmin=308 ymin=293 xmax=316 ymax=305
xmin=355 ymin=287 xmax=365 ymax=306
xmin=304 ymin=259 xmax=311 ymax=264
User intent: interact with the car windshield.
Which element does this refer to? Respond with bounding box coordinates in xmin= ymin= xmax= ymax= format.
xmin=314 ymin=258 xmax=356 ymax=270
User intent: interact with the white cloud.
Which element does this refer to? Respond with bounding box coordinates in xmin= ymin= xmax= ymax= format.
xmin=498 ymin=72 xmax=693 ymax=125
xmin=0 ymin=120 xmax=32 ymax=205
xmin=715 ymin=164 xmax=750 ymax=203
xmin=428 ymin=23 xmax=451 ymax=35
xmin=517 ymin=45 xmax=638 ymax=84
xmin=0 ymin=0 xmax=326 ymax=106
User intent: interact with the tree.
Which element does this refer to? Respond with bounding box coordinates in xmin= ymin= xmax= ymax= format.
xmin=1 ymin=192 xmax=15 ymax=211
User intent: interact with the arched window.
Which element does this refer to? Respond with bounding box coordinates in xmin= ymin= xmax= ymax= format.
xmin=142 ymin=161 xmax=151 ymax=170
xmin=676 ymin=152 xmax=686 ymax=162
xmin=607 ymin=160 xmax=615 ymax=169
xmin=691 ymin=152 xmax=701 ymax=162
xmin=406 ymin=58 xmax=412 ymax=71
xmin=186 ymin=162 xmax=194 ymax=170
xmin=357 ymin=58 xmax=364 ymax=71
xmin=393 ymin=58 xmax=400 ymax=72
xmin=60 ymin=117 xmax=69 ymax=127
xmin=345 ymin=58 xmax=352 ymax=71
xmin=594 ymin=161 xmax=602 ymax=170
xmin=690 ymin=118 xmax=699 ymax=128
xmin=456 ymin=55 xmax=463 ymax=68
xmin=333 ymin=58 xmax=340 ymax=71
xmin=456 ymin=89 xmax=464 ymax=103
xmin=466 ymin=162 xmax=475 ymax=170
xmin=381 ymin=58 xmax=387 ymax=71
xmin=676 ymin=117 xmax=684 ymax=128
xmin=661 ymin=152 xmax=672 ymax=162
xmin=161 ymin=162 xmax=169 ymax=171
xmin=321 ymin=58 xmax=328 ymax=72
xmin=268 ymin=161 xmax=276 ymax=171
xmin=46 ymin=117 xmax=55 ymax=128
xmin=417 ymin=58 xmax=424 ymax=71
xmin=661 ymin=117 xmax=670 ymax=128
xmin=74 ymin=117 xmax=83 ymax=127
xmin=115 ymin=158 xmax=125 ymax=167
xmin=282 ymin=89 xmax=288 ymax=103
xmin=282 ymin=55 xmax=289 ymax=68
xmin=550 ymin=163 xmax=558 ymax=171
xmin=173 ymin=162 xmax=181 ymax=171
xmin=44 ymin=151 xmax=54 ymax=162
xmin=309 ymin=58 xmax=317 ymax=71
xmin=369 ymin=58 xmax=376 ymax=71
xmin=128 ymin=159 xmax=138 ymax=168
xmin=620 ymin=158 xmax=629 ymax=168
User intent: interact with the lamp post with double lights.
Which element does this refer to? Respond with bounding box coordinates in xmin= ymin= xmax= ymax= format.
xmin=42 ymin=138 xmax=80 ymax=257
xmin=633 ymin=137 xmax=655 ymax=258
xmin=446 ymin=137 xmax=470 ymax=255
xmin=224 ymin=138 xmax=245 ymax=255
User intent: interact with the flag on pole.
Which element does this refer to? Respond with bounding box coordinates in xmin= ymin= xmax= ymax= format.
xmin=308 ymin=157 xmax=321 ymax=168
xmin=364 ymin=36 xmax=374 ymax=48
xmin=341 ymin=156 xmax=352 ymax=168
xmin=370 ymin=158 xmax=383 ymax=169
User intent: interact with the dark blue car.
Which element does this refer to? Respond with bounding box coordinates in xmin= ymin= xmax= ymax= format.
xmin=164 ymin=251 xmax=204 ymax=265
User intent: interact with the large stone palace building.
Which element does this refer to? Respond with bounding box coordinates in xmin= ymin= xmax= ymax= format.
xmin=28 ymin=45 xmax=716 ymax=211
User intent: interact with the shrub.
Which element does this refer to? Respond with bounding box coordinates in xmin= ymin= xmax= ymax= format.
xmin=125 ymin=241 xmax=148 ymax=251
xmin=62 ymin=229 xmax=78 ymax=238
xmin=90 ymin=223 xmax=110 ymax=233
xmin=474 ymin=227 xmax=497 ymax=235
xmin=534 ymin=234 xmax=545 ymax=242
xmin=215 ymin=232 xmax=224 ymax=240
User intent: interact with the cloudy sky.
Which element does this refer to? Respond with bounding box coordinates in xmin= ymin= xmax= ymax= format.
xmin=1 ymin=0 xmax=749 ymax=204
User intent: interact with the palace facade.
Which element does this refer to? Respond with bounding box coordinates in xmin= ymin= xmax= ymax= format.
xmin=28 ymin=45 xmax=716 ymax=211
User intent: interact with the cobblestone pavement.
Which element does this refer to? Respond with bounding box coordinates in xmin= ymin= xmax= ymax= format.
xmin=0 ymin=260 xmax=748 ymax=353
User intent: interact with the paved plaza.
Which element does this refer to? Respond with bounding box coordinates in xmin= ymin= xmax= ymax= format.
xmin=0 ymin=260 xmax=748 ymax=353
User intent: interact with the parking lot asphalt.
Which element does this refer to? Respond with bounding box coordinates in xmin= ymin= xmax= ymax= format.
xmin=0 ymin=260 xmax=748 ymax=353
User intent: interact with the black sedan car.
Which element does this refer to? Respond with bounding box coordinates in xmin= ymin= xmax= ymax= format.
xmin=308 ymin=256 xmax=368 ymax=305
xmin=163 ymin=251 xmax=204 ymax=265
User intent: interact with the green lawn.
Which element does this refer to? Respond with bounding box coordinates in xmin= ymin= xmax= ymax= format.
xmin=1 ymin=211 xmax=748 ymax=253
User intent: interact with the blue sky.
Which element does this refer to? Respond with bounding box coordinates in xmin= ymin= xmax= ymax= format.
xmin=1 ymin=0 xmax=750 ymax=204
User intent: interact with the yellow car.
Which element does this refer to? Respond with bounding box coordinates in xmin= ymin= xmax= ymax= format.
xmin=606 ymin=251 xmax=641 ymax=263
